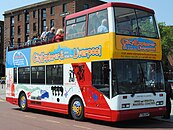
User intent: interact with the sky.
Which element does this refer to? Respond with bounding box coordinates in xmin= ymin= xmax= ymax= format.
xmin=0 ymin=0 xmax=172 ymax=25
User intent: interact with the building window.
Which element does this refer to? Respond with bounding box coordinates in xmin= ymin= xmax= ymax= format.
xmin=18 ymin=15 xmax=21 ymax=21
xmin=42 ymin=20 xmax=46 ymax=32
xmin=50 ymin=19 xmax=54 ymax=28
xmin=18 ymin=67 xmax=30 ymax=84
xmin=11 ymin=16 xmax=14 ymax=25
xmin=46 ymin=64 xmax=63 ymax=85
xmin=62 ymin=17 xmax=65 ymax=27
xmin=33 ymin=23 xmax=36 ymax=32
xmin=51 ymin=6 xmax=55 ymax=15
xmin=26 ymin=23 xmax=30 ymax=34
xmin=41 ymin=8 xmax=46 ymax=19
xmin=18 ymin=38 xmax=21 ymax=47
xmin=25 ymin=35 xmax=30 ymax=42
xmin=18 ymin=26 xmax=21 ymax=35
xmin=63 ymin=3 xmax=67 ymax=13
xmin=84 ymin=4 xmax=89 ymax=10
xmin=25 ymin=13 xmax=30 ymax=22
xmin=14 ymin=68 xmax=17 ymax=83
xmin=11 ymin=26 xmax=14 ymax=36
xmin=10 ymin=38 xmax=14 ymax=46
xmin=33 ymin=10 xmax=36 ymax=18
xmin=31 ymin=66 xmax=45 ymax=84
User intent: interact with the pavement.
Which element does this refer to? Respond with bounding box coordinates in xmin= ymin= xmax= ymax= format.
xmin=0 ymin=84 xmax=5 ymax=101
xmin=0 ymin=84 xmax=173 ymax=122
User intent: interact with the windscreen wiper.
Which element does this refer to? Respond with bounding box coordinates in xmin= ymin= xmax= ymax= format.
xmin=150 ymin=80 xmax=156 ymax=96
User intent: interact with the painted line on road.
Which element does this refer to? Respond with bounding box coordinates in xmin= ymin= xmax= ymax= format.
xmin=73 ymin=125 xmax=93 ymax=130
xmin=45 ymin=119 xmax=60 ymax=124
xmin=0 ymin=99 xmax=4 ymax=102
xmin=25 ymin=115 xmax=37 ymax=119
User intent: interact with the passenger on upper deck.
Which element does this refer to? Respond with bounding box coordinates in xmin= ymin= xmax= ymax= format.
xmin=41 ymin=26 xmax=49 ymax=41
xmin=33 ymin=34 xmax=42 ymax=45
xmin=66 ymin=24 xmax=77 ymax=40
xmin=97 ymin=19 xmax=108 ymax=33
xmin=45 ymin=27 xmax=56 ymax=43
xmin=52 ymin=29 xmax=64 ymax=42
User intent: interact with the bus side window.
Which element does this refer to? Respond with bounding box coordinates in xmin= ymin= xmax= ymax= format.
xmin=66 ymin=16 xmax=86 ymax=40
xmin=88 ymin=9 xmax=108 ymax=36
xmin=88 ymin=14 xmax=100 ymax=35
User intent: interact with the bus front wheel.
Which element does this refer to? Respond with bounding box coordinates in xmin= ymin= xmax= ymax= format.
xmin=70 ymin=97 xmax=84 ymax=121
xmin=19 ymin=93 xmax=28 ymax=111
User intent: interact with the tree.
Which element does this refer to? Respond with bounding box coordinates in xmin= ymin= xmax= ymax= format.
xmin=158 ymin=22 xmax=173 ymax=73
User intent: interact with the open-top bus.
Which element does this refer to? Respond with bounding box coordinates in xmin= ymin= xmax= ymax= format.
xmin=6 ymin=2 xmax=165 ymax=122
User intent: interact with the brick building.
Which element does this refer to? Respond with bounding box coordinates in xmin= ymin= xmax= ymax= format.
xmin=0 ymin=21 xmax=5 ymax=77
xmin=3 ymin=0 xmax=105 ymax=62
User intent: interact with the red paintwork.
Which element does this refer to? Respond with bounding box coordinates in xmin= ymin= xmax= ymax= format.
xmin=111 ymin=107 xmax=166 ymax=121
xmin=11 ymin=83 xmax=15 ymax=96
xmin=6 ymin=97 xmax=68 ymax=114
xmin=6 ymin=96 xmax=166 ymax=122
xmin=6 ymin=97 xmax=18 ymax=105
xmin=66 ymin=2 xmax=154 ymax=20
xmin=72 ymin=63 xmax=111 ymax=119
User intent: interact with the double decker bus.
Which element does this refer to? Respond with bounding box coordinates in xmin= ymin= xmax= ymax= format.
xmin=6 ymin=2 xmax=165 ymax=122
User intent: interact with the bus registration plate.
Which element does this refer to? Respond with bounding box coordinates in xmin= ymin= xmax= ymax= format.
xmin=139 ymin=112 xmax=150 ymax=117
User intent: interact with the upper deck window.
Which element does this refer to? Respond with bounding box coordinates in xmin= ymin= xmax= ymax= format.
xmin=88 ymin=9 xmax=109 ymax=36
xmin=115 ymin=7 xmax=159 ymax=38
xmin=66 ymin=16 xmax=86 ymax=40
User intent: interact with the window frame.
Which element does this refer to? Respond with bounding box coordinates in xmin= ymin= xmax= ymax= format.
xmin=33 ymin=23 xmax=37 ymax=32
xmin=33 ymin=10 xmax=37 ymax=18
xmin=46 ymin=64 xmax=63 ymax=85
xmin=14 ymin=68 xmax=17 ymax=83
xmin=50 ymin=6 xmax=55 ymax=15
xmin=18 ymin=26 xmax=21 ymax=35
xmin=25 ymin=13 xmax=30 ymax=23
xmin=41 ymin=8 xmax=46 ymax=19
xmin=18 ymin=67 xmax=30 ymax=84
xmin=65 ymin=15 xmax=86 ymax=40
xmin=31 ymin=66 xmax=45 ymax=84
xmin=50 ymin=19 xmax=54 ymax=28
xmin=88 ymin=9 xmax=109 ymax=36
xmin=114 ymin=7 xmax=159 ymax=39
xmin=63 ymin=3 xmax=67 ymax=13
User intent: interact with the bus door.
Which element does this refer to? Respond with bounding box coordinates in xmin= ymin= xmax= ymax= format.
xmin=91 ymin=61 xmax=111 ymax=117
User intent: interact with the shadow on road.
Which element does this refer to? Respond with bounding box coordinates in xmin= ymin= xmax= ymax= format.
xmin=12 ymin=107 xmax=173 ymax=128
xmin=87 ymin=118 xmax=173 ymax=128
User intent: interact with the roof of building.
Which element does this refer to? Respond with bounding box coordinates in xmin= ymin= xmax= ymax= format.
xmin=4 ymin=0 xmax=104 ymax=15
xmin=4 ymin=0 xmax=58 ymax=15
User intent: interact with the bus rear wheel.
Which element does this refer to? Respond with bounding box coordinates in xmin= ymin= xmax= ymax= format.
xmin=70 ymin=97 xmax=84 ymax=121
xmin=19 ymin=93 xmax=28 ymax=111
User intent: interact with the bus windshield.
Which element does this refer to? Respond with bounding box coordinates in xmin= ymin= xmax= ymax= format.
xmin=115 ymin=7 xmax=159 ymax=38
xmin=112 ymin=60 xmax=164 ymax=97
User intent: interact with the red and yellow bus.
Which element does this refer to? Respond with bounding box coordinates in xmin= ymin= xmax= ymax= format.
xmin=6 ymin=2 xmax=165 ymax=122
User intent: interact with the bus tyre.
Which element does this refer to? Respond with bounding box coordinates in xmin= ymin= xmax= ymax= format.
xmin=19 ymin=93 xmax=28 ymax=111
xmin=70 ymin=97 xmax=84 ymax=121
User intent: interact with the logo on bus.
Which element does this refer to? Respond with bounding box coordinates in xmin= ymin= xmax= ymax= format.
xmin=33 ymin=45 xmax=102 ymax=63
xmin=121 ymin=37 xmax=156 ymax=51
